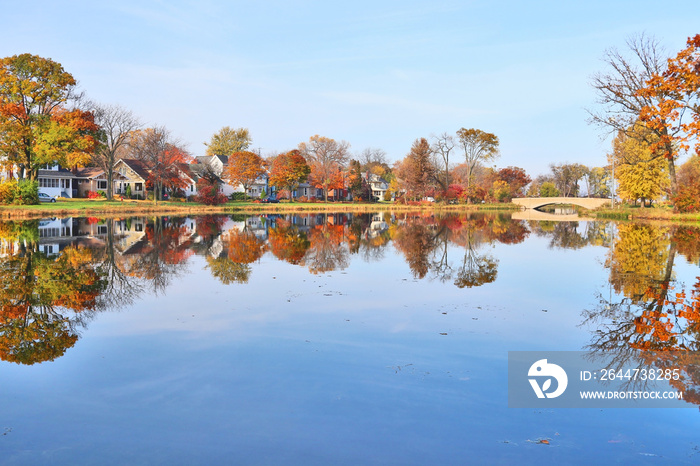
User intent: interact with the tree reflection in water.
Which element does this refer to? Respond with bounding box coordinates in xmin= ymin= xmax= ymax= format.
xmin=6 ymin=212 xmax=697 ymax=374
xmin=0 ymin=217 xmax=195 ymax=364
xmin=582 ymin=223 xmax=700 ymax=407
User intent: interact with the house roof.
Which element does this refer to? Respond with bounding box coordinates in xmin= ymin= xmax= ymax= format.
xmin=74 ymin=167 xmax=131 ymax=181
xmin=73 ymin=167 xmax=105 ymax=179
xmin=118 ymin=158 xmax=150 ymax=180
xmin=177 ymin=163 xmax=198 ymax=182
xmin=195 ymin=155 xmax=229 ymax=166
xmin=38 ymin=168 xmax=75 ymax=178
xmin=189 ymin=163 xmax=222 ymax=183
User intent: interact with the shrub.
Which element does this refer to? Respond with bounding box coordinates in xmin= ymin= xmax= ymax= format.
xmin=230 ymin=192 xmax=246 ymax=201
xmin=0 ymin=180 xmax=39 ymax=205
xmin=0 ymin=179 xmax=17 ymax=204
xmin=539 ymin=182 xmax=560 ymax=197
xmin=673 ymin=187 xmax=700 ymax=213
xmin=196 ymin=180 xmax=228 ymax=205
xmin=17 ymin=180 xmax=38 ymax=205
xmin=87 ymin=190 xmax=101 ymax=199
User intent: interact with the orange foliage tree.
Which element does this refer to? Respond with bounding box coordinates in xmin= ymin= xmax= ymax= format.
xmin=224 ymin=151 xmax=266 ymax=197
xmin=0 ymin=54 xmax=99 ymax=180
xmin=298 ymin=135 xmax=350 ymax=202
xmin=639 ymin=35 xmax=700 ymax=156
xmin=269 ymin=150 xmax=311 ymax=197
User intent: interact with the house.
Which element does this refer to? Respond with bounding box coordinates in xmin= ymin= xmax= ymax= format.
xmin=238 ymin=173 xmax=269 ymax=199
xmin=194 ymin=155 xmax=237 ymax=196
xmin=364 ymin=173 xmax=389 ymax=201
xmin=195 ymin=155 xmax=228 ymax=175
xmin=114 ymin=159 xmax=149 ymax=199
xmin=38 ymin=165 xmax=76 ymax=198
xmin=176 ymin=163 xmax=199 ymax=198
xmin=290 ymin=182 xmax=323 ymax=200
xmin=72 ymin=167 xmax=129 ymax=198
xmin=194 ymin=154 xmax=270 ymax=198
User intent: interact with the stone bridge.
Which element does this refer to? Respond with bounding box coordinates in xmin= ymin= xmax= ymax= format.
xmin=512 ymin=197 xmax=611 ymax=210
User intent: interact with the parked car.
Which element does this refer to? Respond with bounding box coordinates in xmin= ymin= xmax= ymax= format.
xmin=261 ymin=196 xmax=279 ymax=203
xmin=38 ymin=192 xmax=57 ymax=203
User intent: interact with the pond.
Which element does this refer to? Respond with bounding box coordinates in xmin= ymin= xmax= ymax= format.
xmin=1 ymin=212 xmax=700 ymax=464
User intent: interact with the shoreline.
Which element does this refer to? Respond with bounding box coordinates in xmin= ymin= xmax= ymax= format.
xmin=0 ymin=200 xmax=518 ymax=220
xmin=4 ymin=200 xmax=700 ymax=224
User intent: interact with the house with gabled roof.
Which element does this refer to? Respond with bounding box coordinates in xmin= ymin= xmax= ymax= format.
xmin=176 ymin=163 xmax=199 ymax=198
xmin=37 ymin=165 xmax=76 ymax=198
xmin=114 ymin=158 xmax=149 ymax=199
xmin=72 ymin=167 xmax=130 ymax=198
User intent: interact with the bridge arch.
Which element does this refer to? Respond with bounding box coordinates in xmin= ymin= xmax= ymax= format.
xmin=512 ymin=197 xmax=611 ymax=210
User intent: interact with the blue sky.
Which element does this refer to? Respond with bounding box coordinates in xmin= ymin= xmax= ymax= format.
xmin=1 ymin=1 xmax=698 ymax=176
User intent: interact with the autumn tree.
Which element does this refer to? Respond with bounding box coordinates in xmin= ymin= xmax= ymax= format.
xmin=496 ymin=166 xmax=531 ymax=199
xmin=673 ymin=154 xmax=700 ymax=212
xmin=639 ymin=34 xmax=700 ymax=175
xmin=205 ymin=126 xmax=251 ymax=156
xmin=610 ymin=123 xmax=668 ymax=206
xmin=549 ymin=163 xmax=587 ymax=197
xmin=268 ymin=149 xmax=310 ymax=197
xmin=359 ymin=147 xmax=390 ymax=177
xmin=395 ymin=138 xmax=436 ymax=201
xmin=582 ymin=166 xmax=610 ymax=198
xmin=127 ymin=127 xmax=192 ymax=202
xmin=223 ymin=150 xmax=266 ymax=197
xmin=455 ymin=128 xmax=499 ymax=199
xmin=347 ymin=159 xmax=369 ymax=201
xmin=588 ymin=34 xmax=681 ymax=194
xmin=298 ymin=135 xmax=350 ymax=202
xmin=90 ymin=103 xmax=141 ymax=200
xmin=539 ymin=181 xmax=560 ymax=197
xmin=0 ymin=54 xmax=98 ymax=180
xmin=431 ymin=133 xmax=456 ymax=193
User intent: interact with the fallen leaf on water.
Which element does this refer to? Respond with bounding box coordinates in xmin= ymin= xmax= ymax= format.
xmin=527 ymin=438 xmax=551 ymax=445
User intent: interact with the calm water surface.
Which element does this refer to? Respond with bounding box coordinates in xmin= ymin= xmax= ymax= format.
xmin=1 ymin=212 xmax=700 ymax=465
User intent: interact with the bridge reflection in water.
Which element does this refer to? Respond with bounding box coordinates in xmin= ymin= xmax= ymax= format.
xmin=511 ymin=210 xmax=596 ymax=221
xmin=512 ymin=197 xmax=610 ymax=210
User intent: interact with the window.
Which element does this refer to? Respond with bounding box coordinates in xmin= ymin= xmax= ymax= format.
xmin=135 ymin=183 xmax=143 ymax=191
xmin=97 ymin=180 xmax=107 ymax=190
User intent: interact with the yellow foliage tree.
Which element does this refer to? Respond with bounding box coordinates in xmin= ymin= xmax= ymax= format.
xmin=610 ymin=123 xmax=669 ymax=206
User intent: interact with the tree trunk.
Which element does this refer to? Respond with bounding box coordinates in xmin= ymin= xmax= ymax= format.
xmin=106 ymin=167 xmax=113 ymax=201
xmin=667 ymin=156 xmax=677 ymax=197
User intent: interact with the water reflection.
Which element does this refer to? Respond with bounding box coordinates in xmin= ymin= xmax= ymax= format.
xmin=582 ymin=223 xmax=700 ymax=405
xmin=3 ymin=212 xmax=700 ymax=393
